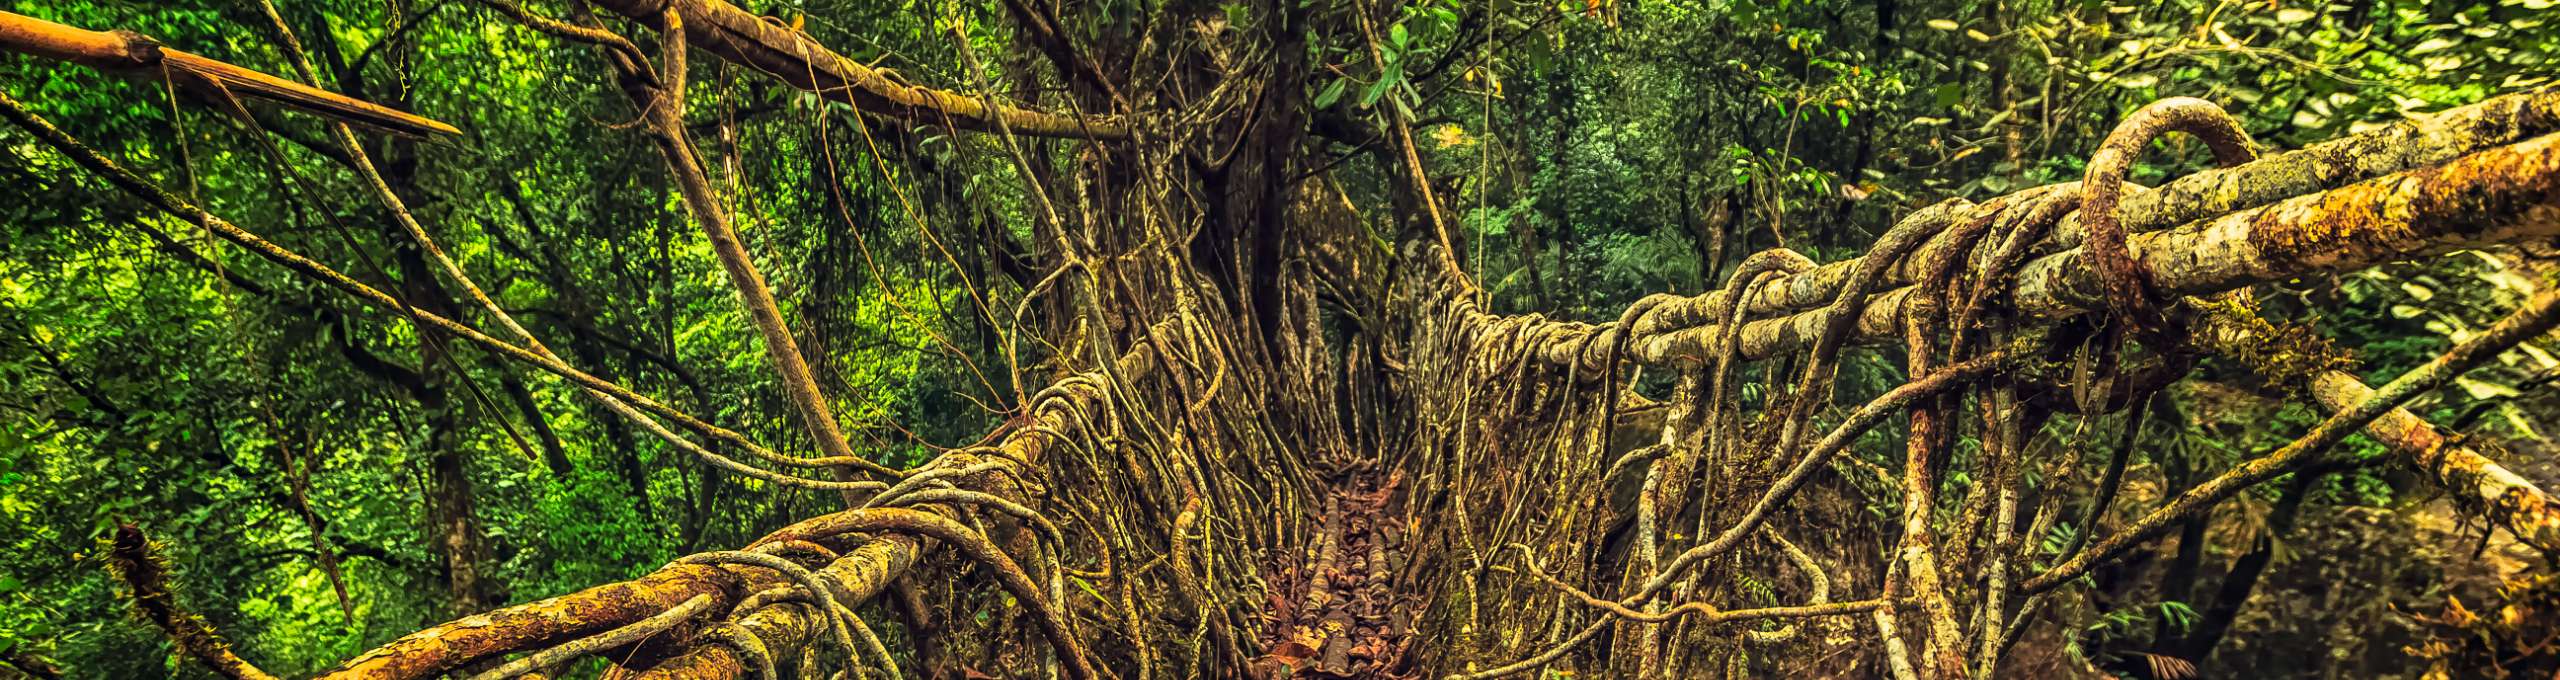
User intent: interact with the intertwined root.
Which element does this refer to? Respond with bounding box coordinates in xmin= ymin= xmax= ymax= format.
xmin=15 ymin=4 xmax=2560 ymax=673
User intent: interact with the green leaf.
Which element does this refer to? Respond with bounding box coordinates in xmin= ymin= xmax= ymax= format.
xmin=1362 ymin=61 xmax=1405 ymax=107
xmin=1314 ymin=79 xmax=1348 ymax=108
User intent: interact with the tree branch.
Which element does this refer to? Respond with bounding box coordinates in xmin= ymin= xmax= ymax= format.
xmin=581 ymin=0 xmax=1128 ymax=139
xmin=0 ymin=11 xmax=457 ymax=137
xmin=106 ymin=524 xmax=280 ymax=680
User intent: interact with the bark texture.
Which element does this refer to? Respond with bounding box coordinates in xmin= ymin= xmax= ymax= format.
xmin=10 ymin=11 xmax=2560 ymax=679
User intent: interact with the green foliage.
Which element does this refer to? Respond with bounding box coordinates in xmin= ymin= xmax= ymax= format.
xmin=0 ymin=0 xmax=1020 ymax=672
xmin=0 ymin=0 xmax=2554 ymax=675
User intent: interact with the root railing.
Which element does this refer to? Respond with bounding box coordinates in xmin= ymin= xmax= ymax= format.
xmin=1418 ymin=89 xmax=2560 ymax=678
xmin=10 ymin=5 xmax=2560 ymax=677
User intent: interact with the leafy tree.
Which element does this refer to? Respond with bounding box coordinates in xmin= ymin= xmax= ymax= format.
xmin=0 ymin=0 xmax=2556 ymax=678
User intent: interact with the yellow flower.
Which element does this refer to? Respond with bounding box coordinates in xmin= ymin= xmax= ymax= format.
xmin=1433 ymin=125 xmax=1471 ymax=149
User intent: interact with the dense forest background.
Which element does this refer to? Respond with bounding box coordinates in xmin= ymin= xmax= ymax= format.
xmin=2 ymin=0 xmax=2557 ymax=677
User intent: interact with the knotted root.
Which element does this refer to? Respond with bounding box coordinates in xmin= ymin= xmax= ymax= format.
xmin=2077 ymin=97 xmax=2258 ymax=345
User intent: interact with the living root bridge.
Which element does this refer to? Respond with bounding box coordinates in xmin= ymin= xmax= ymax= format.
xmin=14 ymin=2 xmax=2560 ymax=674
